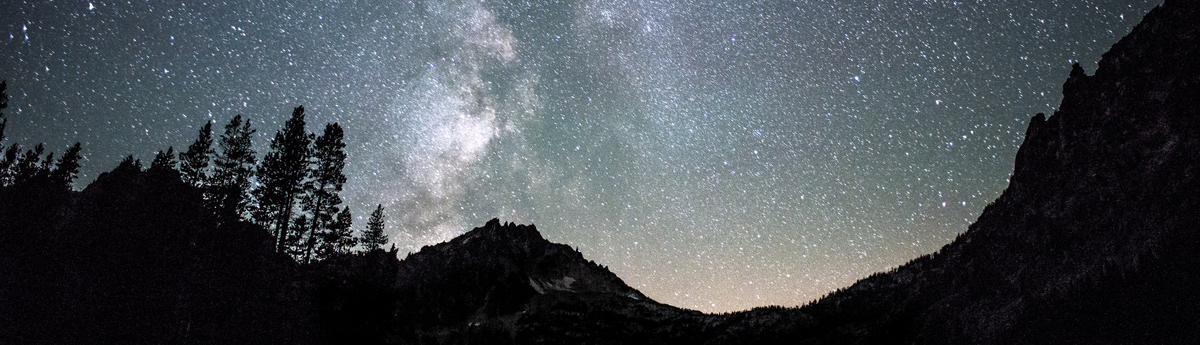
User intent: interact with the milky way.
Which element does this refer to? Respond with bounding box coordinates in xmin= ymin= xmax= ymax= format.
xmin=1 ymin=0 xmax=1160 ymax=312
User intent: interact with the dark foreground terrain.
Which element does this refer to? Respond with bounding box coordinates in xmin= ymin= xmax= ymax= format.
xmin=3 ymin=0 xmax=1200 ymax=343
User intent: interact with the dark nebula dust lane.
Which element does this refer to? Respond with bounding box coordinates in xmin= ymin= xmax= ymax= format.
xmin=0 ymin=0 xmax=1161 ymax=312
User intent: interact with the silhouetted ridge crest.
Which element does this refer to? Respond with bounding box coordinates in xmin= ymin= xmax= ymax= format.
xmin=790 ymin=1 xmax=1200 ymax=343
xmin=443 ymin=218 xmax=545 ymax=253
xmin=393 ymin=219 xmax=650 ymax=333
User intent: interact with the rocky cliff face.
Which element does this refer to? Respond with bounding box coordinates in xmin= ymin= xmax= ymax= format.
xmin=781 ymin=1 xmax=1200 ymax=343
xmin=397 ymin=219 xmax=645 ymax=301
xmin=390 ymin=219 xmax=696 ymax=343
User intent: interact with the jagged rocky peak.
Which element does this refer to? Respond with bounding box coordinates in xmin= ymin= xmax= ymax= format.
xmin=794 ymin=1 xmax=1200 ymax=343
xmin=394 ymin=219 xmax=650 ymax=328
xmin=408 ymin=219 xmax=558 ymax=266
xmin=410 ymin=218 xmax=645 ymax=297
xmin=1005 ymin=0 xmax=1200 ymax=216
xmin=443 ymin=218 xmax=545 ymax=252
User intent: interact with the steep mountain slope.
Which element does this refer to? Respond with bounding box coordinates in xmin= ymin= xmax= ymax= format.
xmin=767 ymin=0 xmax=1200 ymax=343
xmin=390 ymin=219 xmax=713 ymax=344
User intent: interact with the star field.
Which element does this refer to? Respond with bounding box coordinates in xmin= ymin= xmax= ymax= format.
xmin=1 ymin=0 xmax=1160 ymax=312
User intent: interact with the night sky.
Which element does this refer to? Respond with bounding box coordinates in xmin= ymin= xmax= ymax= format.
xmin=2 ymin=0 xmax=1160 ymax=312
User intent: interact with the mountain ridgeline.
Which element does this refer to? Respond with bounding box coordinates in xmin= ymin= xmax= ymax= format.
xmin=3 ymin=0 xmax=1200 ymax=343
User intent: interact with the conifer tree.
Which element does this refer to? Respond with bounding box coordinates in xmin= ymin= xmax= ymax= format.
xmin=334 ymin=207 xmax=356 ymax=254
xmin=318 ymin=207 xmax=355 ymax=259
xmin=14 ymin=144 xmax=45 ymax=186
xmin=256 ymin=106 xmax=312 ymax=253
xmin=180 ymin=122 xmax=214 ymax=187
xmin=114 ymin=155 xmax=143 ymax=175
xmin=288 ymin=215 xmax=310 ymax=258
xmin=359 ymin=204 xmax=389 ymax=251
xmin=40 ymin=151 xmax=54 ymax=177
xmin=49 ymin=143 xmax=82 ymax=190
xmin=212 ymin=115 xmax=257 ymax=220
xmin=301 ymin=123 xmax=348 ymax=261
xmin=0 ymin=143 xmax=18 ymax=187
xmin=148 ymin=147 xmax=179 ymax=181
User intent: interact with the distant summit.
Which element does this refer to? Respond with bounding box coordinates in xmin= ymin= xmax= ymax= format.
xmin=396 ymin=218 xmax=647 ymax=315
xmin=391 ymin=219 xmax=695 ymax=343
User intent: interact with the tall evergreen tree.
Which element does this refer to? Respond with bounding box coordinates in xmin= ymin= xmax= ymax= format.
xmin=212 ymin=115 xmax=257 ymax=220
xmin=287 ymin=215 xmax=310 ymax=258
xmin=114 ymin=155 xmax=143 ymax=175
xmin=301 ymin=123 xmax=348 ymax=261
xmin=39 ymin=152 xmax=55 ymax=177
xmin=180 ymin=122 xmax=215 ymax=187
xmin=148 ymin=146 xmax=179 ymax=181
xmin=359 ymin=204 xmax=389 ymax=252
xmin=255 ymin=106 xmax=312 ymax=253
xmin=14 ymin=144 xmax=45 ymax=186
xmin=0 ymin=143 xmax=19 ymax=187
xmin=49 ymin=143 xmax=83 ymax=190
xmin=318 ymin=207 xmax=355 ymax=259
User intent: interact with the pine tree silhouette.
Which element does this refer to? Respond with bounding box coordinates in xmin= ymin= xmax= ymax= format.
xmin=148 ymin=146 xmax=180 ymax=183
xmin=14 ymin=144 xmax=45 ymax=186
xmin=180 ymin=122 xmax=215 ymax=187
xmin=212 ymin=115 xmax=257 ymax=221
xmin=0 ymin=143 xmax=18 ymax=187
xmin=318 ymin=207 xmax=355 ymax=258
xmin=360 ymin=204 xmax=389 ymax=251
xmin=255 ymin=106 xmax=312 ymax=254
xmin=288 ymin=214 xmax=310 ymax=258
xmin=49 ymin=143 xmax=82 ymax=190
xmin=301 ymin=123 xmax=348 ymax=261
xmin=115 ymin=155 xmax=143 ymax=174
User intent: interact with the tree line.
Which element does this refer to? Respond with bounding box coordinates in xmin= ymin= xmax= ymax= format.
xmin=0 ymin=81 xmax=84 ymax=192
xmin=0 ymin=80 xmax=391 ymax=262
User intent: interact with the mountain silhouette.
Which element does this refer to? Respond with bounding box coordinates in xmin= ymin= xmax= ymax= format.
xmin=390 ymin=219 xmax=713 ymax=344
xmin=3 ymin=0 xmax=1199 ymax=343
xmin=385 ymin=0 xmax=1200 ymax=343
xmin=737 ymin=0 xmax=1200 ymax=342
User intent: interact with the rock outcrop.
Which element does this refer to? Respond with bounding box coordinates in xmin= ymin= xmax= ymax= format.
xmin=779 ymin=1 xmax=1200 ymax=343
xmin=391 ymin=219 xmax=693 ymax=342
